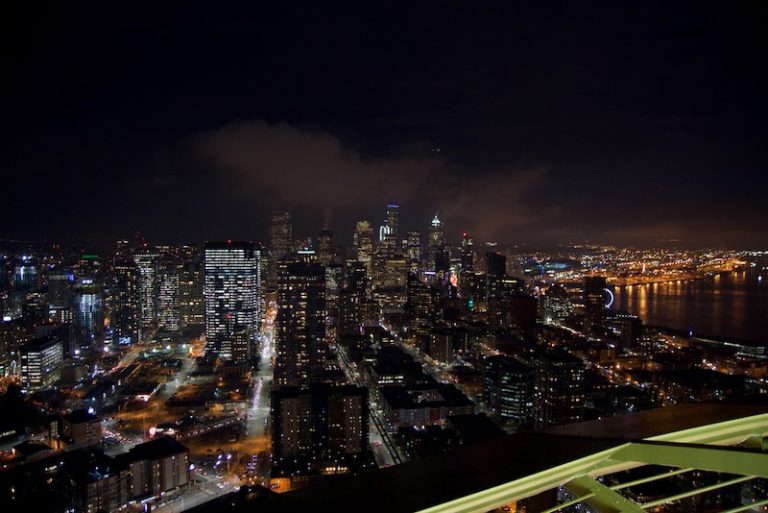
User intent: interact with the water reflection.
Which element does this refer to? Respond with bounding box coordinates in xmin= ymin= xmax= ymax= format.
xmin=611 ymin=271 xmax=768 ymax=343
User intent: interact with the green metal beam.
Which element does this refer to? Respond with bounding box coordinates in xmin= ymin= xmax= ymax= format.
xmin=413 ymin=445 xmax=628 ymax=513
xmin=614 ymin=441 xmax=768 ymax=478
xmin=640 ymin=475 xmax=756 ymax=509
xmin=413 ymin=413 xmax=768 ymax=513
xmin=610 ymin=467 xmax=693 ymax=491
xmin=541 ymin=468 xmax=696 ymax=513
xmin=720 ymin=497 xmax=768 ymax=513
xmin=742 ymin=435 xmax=767 ymax=452
xmin=646 ymin=412 xmax=768 ymax=445
xmin=564 ymin=475 xmax=645 ymax=513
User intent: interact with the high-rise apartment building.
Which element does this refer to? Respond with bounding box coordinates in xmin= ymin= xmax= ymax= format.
xmin=271 ymin=384 xmax=369 ymax=475
xmin=113 ymin=260 xmax=140 ymax=344
xmin=275 ymin=257 xmax=326 ymax=387
xmin=532 ymin=350 xmax=586 ymax=429
xmin=204 ymin=241 xmax=261 ymax=361
xmin=178 ymin=259 xmax=204 ymax=328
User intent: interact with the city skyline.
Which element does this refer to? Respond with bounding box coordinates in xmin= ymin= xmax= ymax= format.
xmin=4 ymin=3 xmax=768 ymax=513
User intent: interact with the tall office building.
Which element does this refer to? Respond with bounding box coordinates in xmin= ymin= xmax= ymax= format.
xmin=426 ymin=214 xmax=446 ymax=272
xmin=20 ymin=336 xmax=63 ymax=391
xmin=115 ymin=239 xmax=133 ymax=260
xmin=353 ymin=221 xmax=374 ymax=276
xmin=386 ymin=204 xmax=399 ymax=242
xmin=373 ymin=257 xmax=408 ymax=317
xmin=406 ymin=230 xmax=422 ymax=273
xmin=270 ymin=211 xmax=293 ymax=258
xmin=460 ymin=232 xmax=474 ymax=271
xmin=275 ymin=257 xmax=326 ymax=387
xmin=268 ymin=211 xmax=293 ymax=292
xmin=204 ymin=242 xmax=260 ymax=361
xmin=73 ymin=284 xmax=103 ymax=350
xmin=483 ymin=355 xmax=534 ymax=426
xmin=485 ymin=252 xmax=506 ymax=297
xmin=459 ymin=270 xmax=487 ymax=310
xmin=339 ymin=261 xmax=367 ymax=338
xmin=317 ymin=229 xmax=335 ymax=266
xmin=583 ymin=276 xmax=607 ymax=338
xmin=379 ymin=204 xmax=400 ymax=254
xmin=13 ymin=255 xmax=40 ymax=291
xmin=157 ymin=260 xmax=180 ymax=332
xmin=134 ymin=249 xmax=160 ymax=331
xmin=113 ymin=260 xmax=140 ymax=345
xmin=47 ymin=269 xmax=73 ymax=325
xmin=47 ymin=269 xmax=72 ymax=309
xmin=405 ymin=273 xmax=435 ymax=346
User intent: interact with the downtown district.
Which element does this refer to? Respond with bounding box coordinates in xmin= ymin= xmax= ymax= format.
xmin=1 ymin=204 xmax=767 ymax=513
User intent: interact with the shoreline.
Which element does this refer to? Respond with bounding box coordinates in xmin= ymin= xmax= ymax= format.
xmin=645 ymin=324 xmax=766 ymax=348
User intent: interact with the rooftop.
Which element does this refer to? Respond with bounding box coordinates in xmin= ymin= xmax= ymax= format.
xmin=188 ymin=401 xmax=768 ymax=513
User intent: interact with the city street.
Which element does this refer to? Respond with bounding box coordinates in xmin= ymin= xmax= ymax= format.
xmin=335 ymin=343 xmax=405 ymax=466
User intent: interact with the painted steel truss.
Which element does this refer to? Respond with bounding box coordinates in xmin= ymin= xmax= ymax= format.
xmin=414 ymin=412 xmax=768 ymax=513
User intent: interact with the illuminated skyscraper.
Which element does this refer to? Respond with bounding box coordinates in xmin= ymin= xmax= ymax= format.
xmin=270 ymin=211 xmax=293 ymax=258
xmin=268 ymin=211 xmax=293 ymax=291
xmin=275 ymin=256 xmax=326 ymax=387
xmin=14 ymin=255 xmax=39 ymax=291
xmin=460 ymin=232 xmax=474 ymax=271
xmin=325 ymin=262 xmax=343 ymax=341
xmin=426 ymin=213 xmax=446 ymax=272
xmin=317 ymin=229 xmax=335 ymax=266
xmin=20 ymin=337 xmax=63 ymax=391
xmin=157 ymin=259 xmax=180 ymax=332
xmin=178 ymin=259 xmax=204 ymax=328
xmin=113 ymin=260 xmax=140 ymax=345
xmin=485 ymin=251 xmax=506 ymax=299
xmin=204 ymin=241 xmax=261 ymax=361
xmin=379 ymin=204 xmax=400 ymax=254
xmin=386 ymin=204 xmax=400 ymax=242
xmin=133 ymin=249 xmax=160 ymax=331
xmin=73 ymin=283 xmax=103 ymax=350
xmin=353 ymin=221 xmax=374 ymax=276
xmin=405 ymin=273 xmax=435 ymax=346
xmin=406 ymin=230 xmax=422 ymax=273
xmin=339 ymin=261 xmax=366 ymax=338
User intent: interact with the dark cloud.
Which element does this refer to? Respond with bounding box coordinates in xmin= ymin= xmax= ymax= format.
xmin=6 ymin=1 xmax=768 ymax=248
xmin=195 ymin=120 xmax=554 ymax=242
xmin=196 ymin=120 xmax=439 ymax=208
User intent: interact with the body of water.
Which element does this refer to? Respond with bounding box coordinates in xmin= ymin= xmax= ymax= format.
xmin=610 ymin=271 xmax=768 ymax=344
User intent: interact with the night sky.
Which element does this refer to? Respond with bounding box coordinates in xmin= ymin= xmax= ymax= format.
xmin=8 ymin=2 xmax=768 ymax=248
